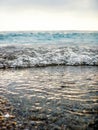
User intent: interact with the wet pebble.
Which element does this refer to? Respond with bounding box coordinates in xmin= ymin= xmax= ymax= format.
xmin=29 ymin=121 xmax=37 ymax=126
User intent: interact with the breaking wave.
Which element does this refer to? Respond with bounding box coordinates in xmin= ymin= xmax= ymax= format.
xmin=0 ymin=45 xmax=98 ymax=68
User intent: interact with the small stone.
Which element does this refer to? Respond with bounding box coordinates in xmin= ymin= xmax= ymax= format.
xmin=51 ymin=117 xmax=58 ymax=123
xmin=4 ymin=113 xmax=10 ymax=118
xmin=1 ymin=126 xmax=7 ymax=130
xmin=69 ymin=124 xmax=86 ymax=130
xmin=86 ymin=78 xmax=92 ymax=80
xmin=52 ymin=125 xmax=61 ymax=130
xmin=30 ymin=121 xmax=36 ymax=126
xmin=60 ymin=86 xmax=67 ymax=88
xmin=12 ymin=121 xmax=17 ymax=126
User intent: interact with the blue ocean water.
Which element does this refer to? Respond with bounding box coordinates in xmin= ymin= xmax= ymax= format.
xmin=0 ymin=31 xmax=98 ymax=68
xmin=0 ymin=31 xmax=98 ymax=45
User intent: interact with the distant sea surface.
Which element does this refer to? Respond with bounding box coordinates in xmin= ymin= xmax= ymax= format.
xmin=0 ymin=31 xmax=98 ymax=68
xmin=0 ymin=31 xmax=98 ymax=45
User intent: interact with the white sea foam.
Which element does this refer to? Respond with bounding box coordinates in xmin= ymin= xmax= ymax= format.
xmin=0 ymin=45 xmax=98 ymax=68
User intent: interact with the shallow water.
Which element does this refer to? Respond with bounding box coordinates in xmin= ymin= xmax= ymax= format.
xmin=0 ymin=31 xmax=98 ymax=68
xmin=0 ymin=66 xmax=98 ymax=129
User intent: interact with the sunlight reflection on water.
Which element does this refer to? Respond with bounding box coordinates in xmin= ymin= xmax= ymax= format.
xmin=0 ymin=66 xmax=98 ymax=129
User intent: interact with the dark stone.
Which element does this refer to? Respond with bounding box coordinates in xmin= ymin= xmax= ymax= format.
xmin=88 ymin=120 xmax=98 ymax=130
xmin=60 ymin=85 xmax=68 ymax=88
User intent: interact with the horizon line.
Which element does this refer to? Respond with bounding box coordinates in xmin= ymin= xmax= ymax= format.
xmin=0 ymin=29 xmax=98 ymax=32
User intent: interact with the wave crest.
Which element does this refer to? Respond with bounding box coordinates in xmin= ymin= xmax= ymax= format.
xmin=0 ymin=45 xmax=98 ymax=68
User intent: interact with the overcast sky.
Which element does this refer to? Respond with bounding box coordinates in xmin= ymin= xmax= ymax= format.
xmin=0 ymin=0 xmax=98 ymax=31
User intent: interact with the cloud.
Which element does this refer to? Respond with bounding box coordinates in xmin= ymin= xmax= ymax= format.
xmin=0 ymin=0 xmax=98 ymax=12
xmin=0 ymin=0 xmax=98 ymax=18
xmin=0 ymin=0 xmax=98 ymax=31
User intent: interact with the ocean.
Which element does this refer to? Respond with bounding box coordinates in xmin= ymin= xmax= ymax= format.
xmin=0 ymin=31 xmax=98 ymax=129
xmin=0 ymin=31 xmax=98 ymax=68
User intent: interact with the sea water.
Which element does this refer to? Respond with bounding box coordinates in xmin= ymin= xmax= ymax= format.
xmin=0 ymin=31 xmax=98 ymax=68
xmin=0 ymin=31 xmax=98 ymax=45
xmin=0 ymin=31 xmax=98 ymax=129
xmin=0 ymin=66 xmax=98 ymax=129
